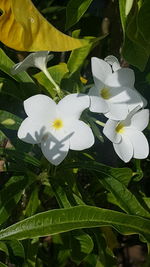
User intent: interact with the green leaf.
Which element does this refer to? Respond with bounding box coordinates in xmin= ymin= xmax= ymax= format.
xmin=0 ymin=241 xmax=8 ymax=255
xmin=66 ymin=0 xmax=94 ymax=30
xmin=138 ymin=1 xmax=150 ymax=43
xmin=24 ymin=187 xmax=40 ymax=217
xmin=5 ymin=240 xmax=25 ymax=260
xmin=34 ymin=63 xmax=69 ymax=97
xmin=125 ymin=0 xmax=134 ymax=16
xmin=62 ymin=230 xmax=94 ymax=264
xmin=4 ymin=149 xmax=41 ymax=168
xmin=0 ymin=206 xmax=150 ymax=242
xmin=64 ymin=161 xmax=149 ymax=218
xmin=0 ymin=110 xmax=22 ymax=130
xmin=0 ymin=262 xmax=7 ymax=267
xmin=119 ymin=0 xmax=150 ymax=70
xmin=68 ymin=35 xmax=107 ymax=74
xmin=0 ymin=49 xmax=34 ymax=83
xmin=0 ymin=175 xmax=36 ymax=226
xmin=64 ymin=161 xmax=132 ymax=186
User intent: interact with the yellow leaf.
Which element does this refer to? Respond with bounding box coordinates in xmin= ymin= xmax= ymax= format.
xmin=0 ymin=0 xmax=87 ymax=52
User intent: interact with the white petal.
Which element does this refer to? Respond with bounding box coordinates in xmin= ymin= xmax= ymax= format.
xmin=11 ymin=51 xmax=49 ymax=74
xmin=105 ymin=102 xmax=128 ymax=120
xmin=104 ymin=55 xmax=121 ymax=72
xmin=93 ymin=76 xmax=104 ymax=90
xmin=18 ymin=118 xmax=46 ymax=144
xmin=89 ymin=87 xmax=108 ymax=113
xmin=68 ymin=120 xmax=95 ymax=150
xmin=32 ymin=51 xmax=49 ymax=71
xmin=113 ymin=136 xmax=133 ymax=162
xmin=41 ymin=131 xmax=70 ymax=166
xmin=105 ymin=68 xmax=135 ymax=88
xmin=109 ymin=86 xmax=139 ymax=104
xmin=103 ymin=119 xmax=121 ymax=143
xmin=91 ymin=57 xmax=112 ymax=84
xmin=57 ymin=94 xmax=89 ymax=120
xmin=131 ymin=109 xmax=149 ymax=131
xmin=24 ymin=94 xmax=56 ymax=121
xmin=125 ymin=129 xmax=149 ymax=159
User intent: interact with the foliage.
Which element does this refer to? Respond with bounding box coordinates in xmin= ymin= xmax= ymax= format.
xmin=0 ymin=0 xmax=150 ymax=266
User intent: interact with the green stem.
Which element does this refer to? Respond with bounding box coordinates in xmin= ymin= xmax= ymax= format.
xmin=43 ymin=68 xmax=61 ymax=98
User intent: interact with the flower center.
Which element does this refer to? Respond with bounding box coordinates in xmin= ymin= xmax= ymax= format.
xmin=52 ymin=118 xmax=63 ymax=130
xmin=115 ymin=123 xmax=125 ymax=134
xmin=100 ymin=87 xmax=111 ymax=100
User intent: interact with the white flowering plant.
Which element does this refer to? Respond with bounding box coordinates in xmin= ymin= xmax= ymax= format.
xmin=0 ymin=0 xmax=150 ymax=266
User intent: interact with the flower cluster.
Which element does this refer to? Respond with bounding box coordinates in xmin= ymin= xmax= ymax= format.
xmin=13 ymin=52 xmax=149 ymax=165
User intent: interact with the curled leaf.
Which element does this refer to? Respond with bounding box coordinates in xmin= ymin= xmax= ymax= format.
xmin=0 ymin=0 xmax=87 ymax=52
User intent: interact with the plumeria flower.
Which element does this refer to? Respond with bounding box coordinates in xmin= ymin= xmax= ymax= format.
xmin=103 ymin=108 xmax=149 ymax=162
xmin=11 ymin=51 xmax=60 ymax=95
xmin=18 ymin=94 xmax=94 ymax=165
xmin=89 ymin=56 xmax=145 ymax=120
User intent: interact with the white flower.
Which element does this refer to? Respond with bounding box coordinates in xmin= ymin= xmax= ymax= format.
xmin=11 ymin=51 xmax=60 ymax=94
xmin=103 ymin=108 xmax=149 ymax=162
xmin=89 ymin=56 xmax=145 ymax=120
xmin=11 ymin=51 xmax=52 ymax=74
xmin=18 ymin=94 xmax=94 ymax=165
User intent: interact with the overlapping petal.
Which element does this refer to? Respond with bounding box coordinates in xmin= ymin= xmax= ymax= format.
xmin=58 ymin=94 xmax=90 ymax=120
xmin=125 ymin=129 xmax=149 ymax=159
xmin=68 ymin=120 xmax=95 ymax=150
xmin=91 ymin=57 xmax=112 ymax=85
xmin=105 ymin=68 xmax=135 ymax=88
xmin=88 ymin=87 xmax=108 ymax=113
xmin=105 ymin=102 xmax=128 ymax=120
xmin=104 ymin=55 xmax=121 ymax=72
xmin=103 ymin=120 xmax=121 ymax=143
xmin=131 ymin=109 xmax=149 ymax=131
xmin=113 ymin=136 xmax=133 ymax=162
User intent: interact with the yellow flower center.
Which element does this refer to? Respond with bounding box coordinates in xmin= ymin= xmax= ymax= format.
xmin=100 ymin=87 xmax=111 ymax=100
xmin=52 ymin=118 xmax=63 ymax=130
xmin=115 ymin=123 xmax=125 ymax=134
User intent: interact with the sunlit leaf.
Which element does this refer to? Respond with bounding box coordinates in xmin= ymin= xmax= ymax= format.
xmin=0 ymin=206 xmax=150 ymax=242
xmin=0 ymin=0 xmax=88 ymax=52
xmin=0 ymin=49 xmax=34 ymax=83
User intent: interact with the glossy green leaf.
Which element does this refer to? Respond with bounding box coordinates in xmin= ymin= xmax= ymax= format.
xmin=64 ymin=161 xmax=132 ymax=186
xmin=65 ymin=161 xmax=149 ymax=218
xmin=62 ymin=230 xmax=94 ymax=264
xmin=0 ymin=206 xmax=150 ymax=242
xmin=0 ymin=110 xmax=22 ymax=130
xmin=119 ymin=0 xmax=150 ymax=70
xmin=50 ymin=171 xmax=93 ymax=264
xmin=0 ymin=49 xmax=34 ymax=83
xmin=66 ymin=0 xmax=94 ymax=30
xmin=68 ymin=35 xmax=107 ymax=74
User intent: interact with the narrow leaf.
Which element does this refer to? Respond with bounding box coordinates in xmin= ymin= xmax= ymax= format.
xmin=66 ymin=0 xmax=94 ymax=30
xmin=0 ymin=206 xmax=149 ymax=242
